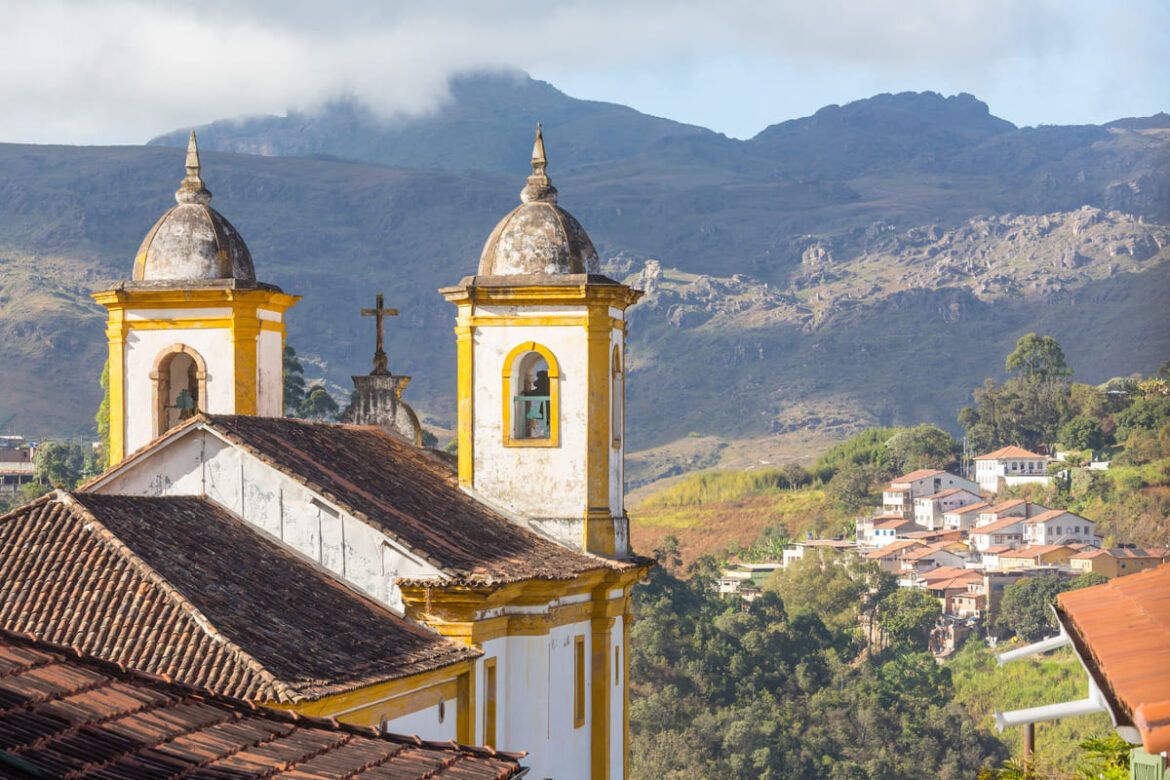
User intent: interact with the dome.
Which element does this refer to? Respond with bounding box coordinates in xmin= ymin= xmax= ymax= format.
xmin=133 ymin=131 xmax=256 ymax=282
xmin=477 ymin=126 xmax=600 ymax=276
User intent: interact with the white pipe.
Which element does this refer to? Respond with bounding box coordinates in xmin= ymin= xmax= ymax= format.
xmin=996 ymin=630 xmax=1070 ymax=665
xmin=995 ymin=696 xmax=1107 ymax=731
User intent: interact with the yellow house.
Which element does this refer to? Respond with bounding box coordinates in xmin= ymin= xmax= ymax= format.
xmin=996 ymin=544 xmax=1077 ymax=570
xmin=1068 ymin=547 xmax=1170 ymax=578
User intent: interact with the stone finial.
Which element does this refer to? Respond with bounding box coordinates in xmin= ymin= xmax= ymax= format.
xmin=176 ymin=130 xmax=212 ymax=205
xmin=520 ymin=123 xmax=557 ymax=204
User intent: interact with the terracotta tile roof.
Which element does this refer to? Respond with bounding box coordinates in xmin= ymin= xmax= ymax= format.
xmin=986 ymin=499 xmax=1028 ymax=513
xmin=107 ymin=414 xmax=635 ymax=586
xmin=891 ymin=469 xmax=944 ymax=484
xmin=998 ymin=544 xmax=1074 ymax=559
xmin=1056 ymin=564 xmax=1170 ymax=754
xmin=1021 ymin=508 xmax=1083 ymax=525
xmin=1071 ymin=547 xmax=1170 ymax=561
xmin=865 ymin=540 xmax=922 ymax=559
xmin=925 ymin=572 xmax=983 ymax=591
xmin=975 ymin=445 xmax=1047 ymax=460
xmin=944 ymin=502 xmax=992 ymax=520
xmin=920 ymin=565 xmax=974 ymax=582
xmin=971 ymin=514 xmax=1028 ymax=534
xmin=0 ymin=629 xmax=525 ymax=779
xmin=873 ymin=518 xmax=916 ymax=530
xmin=0 ymin=492 xmax=476 ymax=703
xmin=917 ymin=487 xmax=975 ymax=501
xmin=902 ymin=544 xmax=954 ymax=561
xmin=983 ymin=545 xmax=1014 ymax=554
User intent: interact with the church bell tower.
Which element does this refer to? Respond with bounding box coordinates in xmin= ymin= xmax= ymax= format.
xmin=441 ymin=127 xmax=641 ymax=557
xmin=93 ymin=132 xmax=298 ymax=464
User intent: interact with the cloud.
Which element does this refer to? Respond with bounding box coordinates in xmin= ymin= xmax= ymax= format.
xmin=0 ymin=0 xmax=1165 ymax=143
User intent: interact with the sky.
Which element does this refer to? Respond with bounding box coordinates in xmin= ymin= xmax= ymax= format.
xmin=1 ymin=0 xmax=1167 ymax=145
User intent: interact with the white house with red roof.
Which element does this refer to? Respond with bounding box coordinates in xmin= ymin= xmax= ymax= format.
xmin=974 ymin=446 xmax=1052 ymax=494
xmin=969 ymin=514 xmax=1031 ymax=552
xmin=1021 ymin=508 xmax=1099 ymax=547
xmin=942 ymin=501 xmax=993 ymax=531
xmin=883 ymin=469 xmax=980 ymax=518
xmin=913 ymin=487 xmax=983 ymax=530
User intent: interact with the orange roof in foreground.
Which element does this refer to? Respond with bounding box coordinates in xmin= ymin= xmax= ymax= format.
xmin=1056 ymin=564 xmax=1170 ymax=753
xmin=976 ymin=445 xmax=1046 ymax=460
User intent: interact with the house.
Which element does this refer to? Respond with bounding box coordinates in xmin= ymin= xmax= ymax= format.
xmin=2 ymin=127 xmax=651 ymax=780
xmin=919 ymin=568 xmax=984 ymax=614
xmin=859 ymin=514 xmax=924 ymax=546
xmin=976 ymin=499 xmax=1035 ymax=526
xmin=898 ymin=541 xmax=968 ymax=577
xmin=883 ymin=469 xmax=980 ymax=518
xmin=718 ymin=561 xmax=784 ymax=599
xmin=996 ymin=544 xmax=1078 ymax=571
xmin=974 ymin=445 xmax=1051 ymax=494
xmin=781 ymin=539 xmax=858 ymax=568
xmin=0 ymin=628 xmax=526 ymax=779
xmin=980 ymin=545 xmax=1014 ymax=570
xmin=1068 ymin=546 xmax=1170 ymax=578
xmin=865 ymin=540 xmax=925 ymax=572
xmin=1021 ymin=509 xmax=1100 ymax=547
xmin=943 ymin=501 xmax=993 ymax=531
xmin=969 ymin=514 xmax=1030 ymax=552
xmin=952 ymin=586 xmax=987 ymax=619
xmin=0 ymin=436 xmax=36 ymax=500
xmin=914 ymin=487 xmax=984 ymax=530
xmin=995 ymin=564 xmax=1170 ymax=775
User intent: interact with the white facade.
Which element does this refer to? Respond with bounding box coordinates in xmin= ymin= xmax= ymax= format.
xmin=975 ymin=454 xmax=1050 ymax=494
xmin=1022 ymin=511 xmax=1098 ymax=546
xmin=468 ymin=305 xmax=627 ymax=554
xmin=969 ymin=520 xmax=1027 ymax=552
xmin=914 ymin=489 xmax=982 ymax=530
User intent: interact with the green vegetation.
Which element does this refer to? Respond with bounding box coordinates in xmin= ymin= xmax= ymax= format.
xmin=629 ymin=556 xmax=1006 ymax=779
xmin=283 ymin=345 xmax=341 ymax=421
xmin=995 ymin=573 xmax=1108 ymax=642
xmin=94 ymin=360 xmax=110 ymax=471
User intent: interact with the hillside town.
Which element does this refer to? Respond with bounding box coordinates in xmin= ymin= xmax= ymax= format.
xmin=719 ymin=444 xmax=1168 ymax=655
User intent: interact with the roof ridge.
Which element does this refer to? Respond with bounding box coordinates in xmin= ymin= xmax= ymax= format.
xmin=54 ymin=491 xmax=296 ymax=703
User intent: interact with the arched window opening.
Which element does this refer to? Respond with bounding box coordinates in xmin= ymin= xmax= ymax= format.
xmin=611 ymin=346 xmax=623 ymax=448
xmin=501 ymin=342 xmax=560 ymax=447
xmin=151 ymin=344 xmax=207 ymax=437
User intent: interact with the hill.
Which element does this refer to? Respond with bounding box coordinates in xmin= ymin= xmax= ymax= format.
xmin=0 ymin=74 xmax=1168 ymax=462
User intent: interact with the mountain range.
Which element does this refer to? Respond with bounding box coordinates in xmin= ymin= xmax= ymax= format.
xmin=1 ymin=72 xmax=1167 ymax=478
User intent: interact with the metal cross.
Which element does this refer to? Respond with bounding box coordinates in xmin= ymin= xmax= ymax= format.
xmin=360 ymin=293 xmax=398 ymax=375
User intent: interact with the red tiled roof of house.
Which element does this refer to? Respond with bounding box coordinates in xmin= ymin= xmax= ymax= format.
xmin=0 ymin=492 xmax=477 ymax=703
xmin=891 ymin=469 xmax=944 ymax=484
xmin=985 ymin=499 xmax=1028 ymax=514
xmin=998 ymin=545 xmax=1074 ymax=559
xmin=972 ymin=514 xmax=1028 ymax=534
xmin=902 ymin=542 xmax=958 ymax=561
xmin=925 ymin=571 xmax=983 ymax=591
xmin=1071 ymin=547 xmax=1170 ymax=561
xmin=0 ymin=629 xmax=526 ymax=779
xmin=1021 ymin=508 xmax=1082 ymax=525
xmin=918 ymin=487 xmax=978 ymax=501
xmin=945 ymin=501 xmax=992 ymax=516
xmin=983 ymin=545 xmax=1014 ymax=554
xmin=976 ymin=445 xmax=1047 ymax=460
xmin=1056 ymin=564 xmax=1170 ymax=754
xmin=865 ymin=540 xmax=923 ymax=559
xmin=920 ymin=565 xmax=974 ymax=582
xmin=874 ymin=517 xmax=917 ymax=530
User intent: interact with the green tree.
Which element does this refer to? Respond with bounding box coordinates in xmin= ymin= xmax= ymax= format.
xmin=283 ymin=345 xmax=307 ymax=415
xmin=1006 ymin=333 xmax=1072 ymax=381
xmin=1058 ymin=416 xmax=1103 ymax=451
xmin=1115 ymin=397 xmax=1170 ymax=442
xmin=885 ymin=424 xmax=960 ymax=474
xmin=299 ymin=384 xmax=339 ymax=420
xmin=94 ymin=360 xmax=110 ymax=471
xmin=879 ymin=587 xmax=941 ymax=651
xmin=996 ymin=574 xmax=1069 ymax=642
xmin=31 ymin=441 xmax=94 ymax=490
xmin=826 ymin=462 xmax=876 ymax=513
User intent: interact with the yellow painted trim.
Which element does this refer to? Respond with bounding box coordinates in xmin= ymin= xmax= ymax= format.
xmin=441 ymin=283 xmax=642 ymax=310
xmin=231 ymin=311 xmax=260 ymax=416
xmin=623 ymin=597 xmax=632 ymax=780
xmin=93 ymin=287 xmax=300 ymax=311
xmin=105 ymin=309 xmax=128 ymax=465
xmin=455 ymin=324 xmax=475 ymax=486
xmin=574 ymin=633 xmax=587 ymax=729
xmin=584 ymin=310 xmax=615 ymax=555
xmin=500 ymin=341 xmax=561 ymax=449
xmin=112 ymin=317 xmax=287 ymax=333
xmin=591 ymin=615 xmax=614 ymax=779
xmin=483 ymin=657 xmax=498 ymax=748
xmin=611 ymin=345 xmax=623 ymax=450
xmin=467 ymin=315 xmax=587 ymax=328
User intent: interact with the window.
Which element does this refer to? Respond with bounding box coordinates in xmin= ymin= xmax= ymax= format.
xmin=502 ymin=342 xmax=559 ymax=447
xmin=150 ymin=344 xmax=207 ymax=437
xmin=483 ymin=658 xmax=497 ymax=747
xmin=574 ymin=635 xmax=586 ymax=728
xmin=612 ymin=346 xmax=623 ymax=448
xmin=614 ymin=645 xmax=620 ymax=687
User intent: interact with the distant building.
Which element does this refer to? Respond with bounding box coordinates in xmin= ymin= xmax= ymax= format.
xmin=996 ymin=544 xmax=1078 ymax=571
xmin=717 ymin=562 xmax=784 ymax=600
xmin=883 ymin=469 xmax=980 ymax=518
xmin=0 ymin=436 xmax=36 ymax=500
xmin=1021 ymin=509 xmax=1099 ymax=547
xmin=1068 ymin=546 xmax=1170 ymax=578
xmin=974 ymin=446 xmax=1051 ymax=494
xmin=914 ymin=487 xmax=983 ymax=530
xmin=781 ymin=539 xmax=857 ymax=568
xmin=942 ymin=501 xmax=993 ymax=531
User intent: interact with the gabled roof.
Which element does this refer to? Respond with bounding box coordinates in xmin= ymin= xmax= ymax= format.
xmin=972 ymin=514 xmax=1028 ymax=534
xmin=983 ymin=545 xmax=1014 ymax=554
xmin=902 ymin=543 xmax=959 ymax=561
xmin=0 ymin=491 xmax=476 ymax=703
xmin=1056 ymin=564 xmax=1170 ymax=754
xmin=998 ymin=544 xmax=1074 ymax=559
xmin=976 ymin=445 xmax=1047 ymax=460
xmin=865 ymin=540 xmax=922 ymax=559
xmin=1022 ymin=508 xmax=1084 ymax=525
xmin=917 ymin=487 xmax=978 ymax=501
xmin=920 ymin=565 xmax=976 ymax=582
xmin=1071 ymin=547 xmax=1170 ymax=561
xmin=891 ymin=469 xmax=944 ymax=484
xmin=985 ymin=499 xmax=1028 ymax=514
xmin=944 ymin=501 xmax=992 ymax=516
xmin=874 ymin=517 xmax=917 ymax=530
xmin=0 ymin=629 xmax=525 ymax=779
xmin=94 ymin=414 xmax=637 ymax=585
xmin=925 ymin=571 xmax=983 ymax=591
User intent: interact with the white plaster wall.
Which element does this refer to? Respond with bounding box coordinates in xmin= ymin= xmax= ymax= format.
xmin=123 ymin=326 xmax=234 ymax=454
xmin=126 ymin=307 xmax=232 ymax=321
xmin=383 ymin=698 xmax=458 ymax=741
xmin=92 ymin=428 xmax=442 ymax=611
xmin=473 ymin=324 xmax=589 ymax=518
xmin=257 ymin=328 xmax=283 ymax=417
xmin=610 ymin=614 xmax=625 ymax=780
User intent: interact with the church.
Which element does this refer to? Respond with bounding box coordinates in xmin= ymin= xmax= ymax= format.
xmin=0 ymin=128 xmax=651 ymax=779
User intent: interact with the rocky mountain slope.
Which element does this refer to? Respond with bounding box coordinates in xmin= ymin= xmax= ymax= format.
xmin=0 ymin=74 xmax=1167 ymax=460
